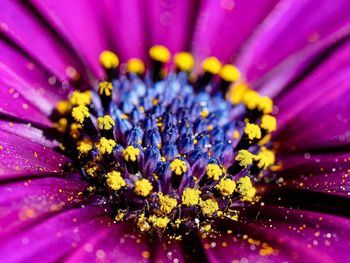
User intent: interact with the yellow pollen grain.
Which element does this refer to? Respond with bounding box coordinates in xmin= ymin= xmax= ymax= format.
xmin=99 ymin=50 xmax=119 ymax=69
xmin=235 ymin=150 xmax=255 ymax=168
xmin=158 ymin=193 xmax=177 ymax=214
xmin=216 ymin=178 xmax=236 ymax=196
xmin=242 ymin=90 xmax=260 ymax=110
xmin=56 ymin=100 xmax=71 ymax=114
xmin=134 ymin=178 xmax=153 ymax=197
xmin=127 ymin=58 xmax=145 ymax=74
xmin=229 ymin=82 xmax=249 ymax=105
xmin=170 ymin=159 xmax=187 ymax=175
xmin=115 ymin=210 xmax=125 ymax=221
xmin=255 ymin=147 xmax=275 ymax=169
xmin=149 ymin=45 xmax=171 ymax=63
xmin=244 ymin=123 xmax=261 ymax=141
xmin=260 ymin=115 xmax=277 ymax=133
xmin=206 ymin=163 xmax=222 ymax=180
xmin=237 ymin=176 xmax=256 ymax=202
xmin=202 ymin=57 xmax=222 ymax=75
xmin=149 ymin=215 xmax=170 ymax=229
xmin=96 ymin=137 xmax=116 ymax=155
xmin=71 ymin=105 xmax=90 ymax=124
xmin=200 ymin=199 xmax=219 ymax=217
xmin=174 ymin=52 xmax=194 ymax=72
xmin=84 ymin=162 xmax=98 ymax=177
xmin=122 ymin=145 xmax=140 ymax=162
xmin=257 ymin=96 xmax=273 ymax=114
xmin=106 ymin=171 xmax=126 ymax=191
xmin=77 ymin=139 xmax=93 ymax=154
xmin=200 ymin=110 xmax=209 ymax=118
xmin=98 ymin=81 xmax=113 ymax=96
xmin=69 ymin=90 xmax=92 ymax=106
xmin=233 ymin=130 xmax=240 ymax=140
xmin=182 ymin=188 xmax=201 ymax=206
xmin=220 ymin=64 xmax=240 ymax=82
xmin=97 ymin=115 xmax=115 ymax=130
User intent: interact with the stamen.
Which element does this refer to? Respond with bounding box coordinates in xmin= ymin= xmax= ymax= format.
xmin=127 ymin=58 xmax=145 ymax=75
xmin=98 ymin=82 xmax=113 ymax=111
xmin=97 ymin=115 xmax=115 ymax=139
xmin=134 ymin=178 xmax=153 ymax=197
xmin=106 ymin=171 xmax=126 ymax=191
xmin=182 ymin=188 xmax=201 ymax=206
xmin=149 ymin=45 xmax=171 ymax=82
xmin=174 ymin=52 xmax=194 ymax=73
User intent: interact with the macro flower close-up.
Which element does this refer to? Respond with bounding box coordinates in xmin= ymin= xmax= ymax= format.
xmin=1 ymin=0 xmax=350 ymax=262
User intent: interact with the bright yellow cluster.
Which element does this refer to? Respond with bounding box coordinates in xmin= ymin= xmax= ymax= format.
xmin=245 ymin=123 xmax=262 ymax=141
xmin=99 ymin=50 xmax=119 ymax=69
xmin=77 ymin=139 xmax=93 ymax=155
xmin=255 ymin=147 xmax=275 ymax=169
xmin=71 ymin=105 xmax=90 ymax=124
xmin=237 ymin=176 xmax=256 ymax=202
xmin=149 ymin=45 xmax=171 ymax=63
xmin=229 ymin=82 xmax=249 ymax=105
xmin=170 ymin=159 xmax=187 ymax=175
xmin=235 ymin=150 xmax=255 ymax=168
xmin=98 ymin=81 xmax=113 ymax=96
xmin=260 ymin=115 xmax=277 ymax=133
xmin=127 ymin=58 xmax=145 ymax=74
xmin=69 ymin=91 xmax=91 ymax=106
xmin=216 ymin=178 xmax=236 ymax=196
xmin=220 ymin=64 xmax=240 ymax=82
xmin=149 ymin=215 xmax=170 ymax=229
xmin=158 ymin=193 xmax=177 ymax=214
xmin=200 ymin=199 xmax=219 ymax=216
xmin=174 ymin=52 xmax=194 ymax=72
xmin=257 ymin=96 xmax=273 ymax=114
xmin=242 ymin=90 xmax=260 ymax=110
xmin=56 ymin=100 xmax=71 ymax=114
xmin=134 ymin=179 xmax=153 ymax=197
xmin=202 ymin=57 xmax=222 ymax=74
xmin=96 ymin=137 xmax=116 ymax=155
xmin=206 ymin=163 xmax=222 ymax=180
xmin=97 ymin=115 xmax=115 ymax=130
xmin=106 ymin=171 xmax=126 ymax=191
xmin=182 ymin=188 xmax=201 ymax=206
xmin=122 ymin=145 xmax=140 ymax=162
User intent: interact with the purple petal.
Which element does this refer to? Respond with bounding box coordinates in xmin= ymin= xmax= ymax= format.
xmin=191 ymin=0 xmax=279 ymax=64
xmin=0 ymin=0 xmax=85 ymax=82
xmin=0 ymin=206 xmax=111 ymax=262
xmin=0 ymin=129 xmax=69 ymax=180
xmin=237 ymin=0 xmax=350 ymax=85
xmin=29 ymin=0 xmax=110 ymax=79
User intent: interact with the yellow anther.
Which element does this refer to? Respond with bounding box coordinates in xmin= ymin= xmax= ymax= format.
xmin=236 ymin=176 xmax=256 ymax=202
xmin=260 ymin=115 xmax=277 ymax=133
xmin=149 ymin=45 xmax=171 ymax=63
xmin=77 ymin=138 xmax=93 ymax=154
xmin=216 ymin=178 xmax=236 ymax=196
xmin=200 ymin=110 xmax=209 ymax=118
xmin=127 ymin=58 xmax=145 ymax=74
xmin=70 ymin=123 xmax=81 ymax=139
xmin=149 ymin=215 xmax=170 ymax=229
xmin=174 ymin=52 xmax=194 ymax=72
xmin=99 ymin=50 xmax=119 ymax=69
xmin=206 ymin=163 xmax=222 ymax=180
xmin=134 ymin=178 xmax=153 ymax=197
xmin=115 ymin=210 xmax=125 ymax=221
xmin=84 ymin=161 xmax=98 ymax=177
xmin=257 ymin=96 xmax=273 ymax=114
xmin=255 ymin=147 xmax=275 ymax=169
xmin=242 ymin=90 xmax=260 ymax=110
xmin=137 ymin=215 xmax=151 ymax=232
xmin=235 ymin=150 xmax=255 ymax=168
xmin=122 ymin=145 xmax=140 ymax=162
xmin=202 ymin=57 xmax=222 ymax=75
xmin=54 ymin=118 xmax=68 ymax=133
xmin=98 ymin=81 xmax=113 ymax=96
xmin=220 ymin=64 xmax=240 ymax=82
xmin=106 ymin=171 xmax=126 ymax=191
xmin=158 ymin=193 xmax=177 ymax=214
xmin=229 ymin=82 xmax=249 ymax=105
xmin=97 ymin=115 xmax=115 ymax=130
xmin=244 ymin=123 xmax=262 ymax=141
xmin=200 ymin=199 xmax=219 ymax=216
xmin=71 ymin=105 xmax=90 ymax=124
xmin=96 ymin=137 xmax=116 ymax=155
xmin=170 ymin=159 xmax=187 ymax=175
xmin=182 ymin=188 xmax=201 ymax=206
xmin=69 ymin=91 xmax=92 ymax=106
xmin=233 ymin=130 xmax=240 ymax=140
xmin=56 ymin=100 xmax=71 ymax=114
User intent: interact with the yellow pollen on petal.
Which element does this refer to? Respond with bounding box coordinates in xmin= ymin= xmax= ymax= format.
xmin=71 ymin=105 xmax=90 ymax=124
xmin=206 ymin=163 xmax=222 ymax=180
xmin=134 ymin=178 xmax=153 ymax=197
xmin=170 ymin=159 xmax=187 ymax=175
xmin=174 ymin=52 xmax=194 ymax=72
xmin=69 ymin=91 xmax=91 ymax=106
xmin=127 ymin=58 xmax=145 ymax=74
xmin=255 ymin=147 xmax=275 ymax=169
xmin=242 ymin=90 xmax=260 ymax=110
xmin=149 ymin=215 xmax=170 ymax=229
xmin=244 ymin=123 xmax=261 ymax=141
xmin=200 ymin=199 xmax=219 ymax=216
xmin=96 ymin=137 xmax=116 ymax=155
xmin=182 ymin=188 xmax=201 ymax=206
xmin=98 ymin=81 xmax=113 ymax=96
xmin=229 ymin=82 xmax=249 ymax=105
xmin=97 ymin=115 xmax=115 ymax=130
xmin=99 ymin=50 xmax=119 ymax=69
xmin=220 ymin=64 xmax=240 ymax=82
xmin=236 ymin=176 xmax=256 ymax=202
xmin=158 ymin=193 xmax=177 ymax=214
xmin=260 ymin=115 xmax=277 ymax=133
xmin=216 ymin=178 xmax=236 ymax=196
xmin=122 ymin=145 xmax=140 ymax=162
xmin=77 ymin=138 xmax=93 ymax=154
xmin=106 ymin=171 xmax=126 ymax=191
xmin=149 ymin=45 xmax=171 ymax=63
xmin=257 ymin=96 xmax=273 ymax=114
xmin=56 ymin=100 xmax=71 ymax=114
xmin=202 ymin=57 xmax=222 ymax=75
xmin=235 ymin=150 xmax=255 ymax=168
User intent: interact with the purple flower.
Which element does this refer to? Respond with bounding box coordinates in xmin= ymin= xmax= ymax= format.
xmin=0 ymin=0 xmax=350 ymax=262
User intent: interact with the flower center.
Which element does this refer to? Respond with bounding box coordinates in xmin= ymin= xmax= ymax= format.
xmin=52 ymin=45 xmax=277 ymax=239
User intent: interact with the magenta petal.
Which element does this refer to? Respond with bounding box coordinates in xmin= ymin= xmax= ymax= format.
xmin=0 ymin=177 xmax=85 ymax=238
xmin=237 ymin=0 xmax=350 ymax=84
xmin=191 ymin=0 xmax=279 ymax=64
xmin=0 ymin=206 xmax=111 ymax=262
xmin=29 ymin=0 xmax=110 ymax=79
xmin=0 ymin=0 xmax=84 ymax=82
xmin=0 ymin=129 xmax=69 ymax=180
